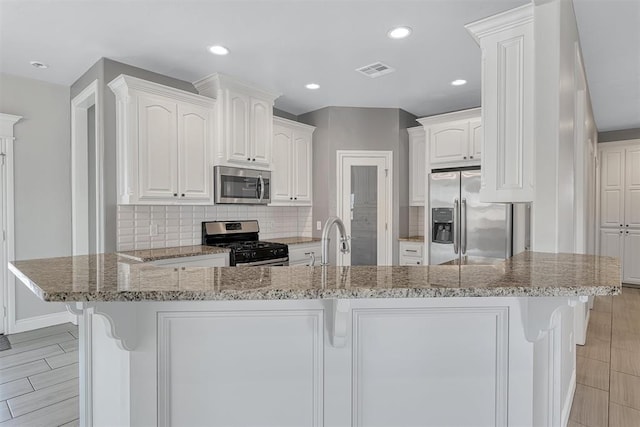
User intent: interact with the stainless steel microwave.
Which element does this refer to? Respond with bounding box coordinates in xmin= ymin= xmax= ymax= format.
xmin=214 ymin=166 xmax=271 ymax=205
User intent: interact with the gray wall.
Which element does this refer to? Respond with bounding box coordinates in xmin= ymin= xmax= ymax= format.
xmin=598 ymin=128 xmax=640 ymax=143
xmin=273 ymin=108 xmax=298 ymax=121
xmin=0 ymin=73 xmax=71 ymax=319
xmin=299 ymin=106 xmax=416 ymax=264
xmin=71 ymin=58 xmax=198 ymax=252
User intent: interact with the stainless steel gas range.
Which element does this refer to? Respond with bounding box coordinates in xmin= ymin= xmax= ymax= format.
xmin=201 ymin=220 xmax=288 ymax=266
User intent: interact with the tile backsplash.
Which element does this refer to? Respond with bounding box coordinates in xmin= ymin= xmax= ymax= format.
xmin=409 ymin=206 xmax=425 ymax=237
xmin=117 ymin=205 xmax=313 ymax=251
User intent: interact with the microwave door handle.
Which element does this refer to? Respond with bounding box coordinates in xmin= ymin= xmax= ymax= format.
xmin=258 ymin=174 xmax=264 ymax=202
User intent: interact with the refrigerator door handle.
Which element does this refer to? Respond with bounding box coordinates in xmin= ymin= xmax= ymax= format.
xmin=453 ymin=198 xmax=459 ymax=255
xmin=461 ymin=198 xmax=467 ymax=255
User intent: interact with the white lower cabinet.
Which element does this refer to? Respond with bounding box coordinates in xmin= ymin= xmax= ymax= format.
xmin=271 ymin=117 xmax=315 ymax=206
xmin=399 ymin=241 xmax=424 ymax=265
xmin=623 ymin=229 xmax=640 ymax=284
xmin=288 ymin=242 xmax=321 ymax=266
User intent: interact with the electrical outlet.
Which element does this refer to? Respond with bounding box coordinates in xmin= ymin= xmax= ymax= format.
xmin=316 ymin=221 xmax=322 ymax=231
xmin=149 ymin=223 xmax=158 ymax=236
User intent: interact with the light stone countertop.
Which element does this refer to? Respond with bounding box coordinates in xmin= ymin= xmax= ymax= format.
xmin=117 ymin=245 xmax=230 ymax=262
xmin=399 ymin=236 xmax=425 ymax=242
xmin=9 ymin=252 xmax=621 ymax=302
xmin=267 ymin=237 xmax=321 ymax=245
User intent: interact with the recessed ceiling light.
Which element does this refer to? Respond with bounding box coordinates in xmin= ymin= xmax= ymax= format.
xmin=387 ymin=26 xmax=412 ymax=39
xmin=305 ymin=83 xmax=320 ymax=90
xmin=208 ymin=45 xmax=229 ymax=55
xmin=451 ymin=79 xmax=467 ymax=86
xmin=30 ymin=61 xmax=48 ymax=69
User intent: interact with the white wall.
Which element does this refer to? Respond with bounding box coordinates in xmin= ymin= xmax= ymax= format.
xmin=0 ymin=73 xmax=71 ymax=320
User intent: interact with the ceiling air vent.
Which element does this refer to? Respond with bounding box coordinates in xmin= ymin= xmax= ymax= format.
xmin=355 ymin=62 xmax=395 ymax=78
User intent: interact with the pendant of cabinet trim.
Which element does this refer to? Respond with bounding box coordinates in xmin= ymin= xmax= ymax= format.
xmin=408 ymin=126 xmax=426 ymax=206
xmin=109 ymin=75 xmax=216 ymax=205
xmin=194 ymin=73 xmax=279 ymax=170
xmin=271 ymin=117 xmax=315 ymax=206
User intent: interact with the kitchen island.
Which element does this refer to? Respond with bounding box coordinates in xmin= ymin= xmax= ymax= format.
xmin=9 ymin=251 xmax=620 ymax=427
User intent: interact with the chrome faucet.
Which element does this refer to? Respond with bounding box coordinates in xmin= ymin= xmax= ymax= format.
xmin=320 ymin=216 xmax=350 ymax=266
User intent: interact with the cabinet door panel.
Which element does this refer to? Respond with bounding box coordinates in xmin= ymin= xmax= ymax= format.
xmin=600 ymin=228 xmax=623 ymax=259
xmin=271 ymin=125 xmax=293 ymax=203
xmin=469 ymin=118 xmax=482 ymax=160
xmin=600 ymin=149 xmax=625 ymax=227
xmin=178 ymin=104 xmax=211 ymax=201
xmin=138 ymin=95 xmax=178 ymax=200
xmin=625 ymin=148 xmax=640 ymax=228
xmin=293 ymin=131 xmax=313 ymax=204
xmin=623 ymin=230 xmax=640 ymax=284
xmin=429 ymin=122 xmax=468 ymax=164
xmin=226 ymin=91 xmax=250 ymax=164
xmin=409 ymin=129 xmax=426 ymax=206
xmin=251 ymin=98 xmax=271 ymax=166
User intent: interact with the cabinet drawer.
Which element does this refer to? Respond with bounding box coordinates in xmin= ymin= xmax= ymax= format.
xmin=400 ymin=243 xmax=423 ymax=258
xmin=288 ymin=243 xmax=321 ymax=266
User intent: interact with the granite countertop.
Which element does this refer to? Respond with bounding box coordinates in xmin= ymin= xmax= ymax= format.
xmin=9 ymin=252 xmax=621 ymax=302
xmin=267 ymin=237 xmax=321 ymax=245
xmin=399 ymin=236 xmax=425 ymax=242
xmin=117 ymin=245 xmax=229 ymax=262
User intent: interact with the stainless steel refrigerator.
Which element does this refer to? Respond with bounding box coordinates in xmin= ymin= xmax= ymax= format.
xmin=429 ymin=168 xmax=512 ymax=265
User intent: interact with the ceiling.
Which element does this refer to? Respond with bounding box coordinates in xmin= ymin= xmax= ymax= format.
xmin=0 ymin=0 xmax=638 ymax=131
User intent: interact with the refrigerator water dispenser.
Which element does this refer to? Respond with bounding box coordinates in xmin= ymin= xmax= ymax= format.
xmin=432 ymin=208 xmax=454 ymax=244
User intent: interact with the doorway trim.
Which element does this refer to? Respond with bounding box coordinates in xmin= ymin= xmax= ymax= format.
xmin=336 ymin=150 xmax=393 ymax=266
xmin=0 ymin=114 xmax=21 ymax=334
xmin=71 ymin=80 xmax=104 ymax=255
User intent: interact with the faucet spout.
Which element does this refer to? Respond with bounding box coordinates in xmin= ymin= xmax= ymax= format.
xmin=320 ymin=216 xmax=350 ymax=266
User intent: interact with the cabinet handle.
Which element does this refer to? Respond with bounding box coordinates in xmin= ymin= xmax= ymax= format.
xmin=626 ymin=231 xmax=629 ymax=234
xmin=252 ymin=158 xmax=256 ymax=162
xmin=294 ymin=197 xmax=297 ymax=200
xmin=406 ymin=249 xmax=418 ymax=253
xmin=417 ymin=261 xmax=421 ymax=265
xmin=620 ymin=231 xmax=623 ymax=234
xmin=181 ymin=193 xmax=185 ymax=197
xmin=463 ymin=156 xmax=467 ymax=160
xmin=620 ymin=224 xmax=623 ymax=227
xmin=470 ymin=155 xmax=474 ymax=159
xmin=290 ymin=197 xmax=293 ymax=200
xmin=173 ymin=193 xmax=178 ymax=197
xmin=247 ymin=157 xmax=251 ymax=161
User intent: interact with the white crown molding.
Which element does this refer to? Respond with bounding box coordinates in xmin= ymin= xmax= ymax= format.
xmin=406 ymin=125 xmax=425 ymax=136
xmin=464 ymin=3 xmax=533 ymax=45
xmin=273 ymin=115 xmax=315 ymax=132
xmin=0 ymin=114 xmax=22 ymax=138
xmin=194 ymin=72 xmax=280 ymax=102
xmin=416 ymin=107 xmax=481 ymax=127
xmin=107 ymin=74 xmax=216 ymax=108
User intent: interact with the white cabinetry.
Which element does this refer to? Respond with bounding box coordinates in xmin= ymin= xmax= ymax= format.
xmin=288 ymin=242 xmax=321 ymax=266
xmin=599 ymin=141 xmax=640 ymax=285
xmin=408 ymin=126 xmax=426 ymax=206
xmin=417 ymin=108 xmax=481 ymax=168
xmin=271 ymin=117 xmax=315 ymax=206
xmin=399 ymin=241 xmax=424 ymax=265
xmin=194 ymin=73 xmax=279 ymax=170
xmin=465 ymin=4 xmax=534 ymax=203
xmin=109 ymin=75 xmax=216 ymax=205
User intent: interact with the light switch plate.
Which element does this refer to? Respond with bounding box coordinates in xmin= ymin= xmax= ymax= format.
xmin=149 ymin=223 xmax=158 ymax=236
xmin=316 ymin=221 xmax=322 ymax=231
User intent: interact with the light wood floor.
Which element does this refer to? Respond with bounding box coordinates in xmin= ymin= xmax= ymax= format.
xmin=0 ymin=290 xmax=638 ymax=426
xmin=0 ymin=323 xmax=78 ymax=426
xmin=571 ymin=286 xmax=640 ymax=427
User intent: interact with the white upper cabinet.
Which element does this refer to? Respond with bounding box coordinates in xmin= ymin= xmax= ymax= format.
xmin=270 ymin=117 xmax=315 ymax=206
xmin=417 ymin=108 xmax=481 ymax=168
xmin=194 ymin=73 xmax=279 ymax=170
xmin=600 ymin=148 xmax=625 ymax=228
xmin=625 ymin=147 xmax=640 ymax=228
xmin=466 ymin=4 xmax=534 ymax=203
xmin=109 ymin=75 xmax=216 ymax=205
xmin=408 ymin=126 xmax=426 ymax=206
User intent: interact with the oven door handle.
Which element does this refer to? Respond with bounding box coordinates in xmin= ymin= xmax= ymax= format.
xmin=257 ymin=174 xmax=264 ymax=202
xmin=237 ymin=257 xmax=289 ymax=267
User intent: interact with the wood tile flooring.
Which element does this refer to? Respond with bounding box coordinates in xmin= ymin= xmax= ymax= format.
xmin=571 ymin=287 xmax=640 ymax=427
xmin=0 ymin=323 xmax=78 ymax=426
xmin=0 ymin=290 xmax=637 ymax=426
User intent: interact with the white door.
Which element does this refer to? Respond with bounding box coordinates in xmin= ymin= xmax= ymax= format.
xmin=0 ymin=138 xmax=4 ymax=334
xmin=225 ymin=90 xmax=251 ymax=164
xmin=600 ymin=228 xmax=623 ymax=259
xmin=600 ymin=149 xmax=625 ymax=228
xmin=429 ymin=121 xmax=468 ymax=164
xmin=293 ymin=131 xmax=312 ymax=204
xmin=271 ymin=124 xmax=293 ymax=203
xmin=250 ymin=98 xmax=271 ymax=167
xmin=623 ymin=229 xmax=640 ymax=284
xmin=339 ymin=152 xmax=392 ymax=266
xmin=468 ymin=118 xmax=483 ymax=161
xmin=625 ymin=147 xmax=640 ymax=229
xmin=137 ymin=95 xmax=178 ymax=200
xmin=178 ymin=103 xmax=211 ymax=201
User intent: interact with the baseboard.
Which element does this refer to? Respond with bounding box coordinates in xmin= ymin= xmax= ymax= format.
xmin=12 ymin=310 xmax=77 ymax=334
xmin=561 ymin=369 xmax=577 ymax=427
